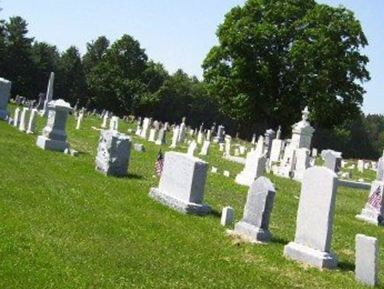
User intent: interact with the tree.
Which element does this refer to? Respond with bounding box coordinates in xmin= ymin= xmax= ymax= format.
xmin=83 ymin=36 xmax=110 ymax=74
xmin=4 ymin=16 xmax=34 ymax=96
xmin=0 ymin=8 xmax=6 ymax=76
xmin=203 ymin=0 xmax=370 ymax=137
xmin=56 ymin=46 xmax=87 ymax=106
xmin=31 ymin=41 xmax=60 ymax=98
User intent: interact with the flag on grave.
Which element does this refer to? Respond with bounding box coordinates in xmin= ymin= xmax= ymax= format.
xmin=155 ymin=150 xmax=164 ymax=176
xmin=368 ymin=186 xmax=382 ymax=210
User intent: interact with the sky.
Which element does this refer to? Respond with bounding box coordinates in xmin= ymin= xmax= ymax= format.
xmin=0 ymin=0 xmax=382 ymax=114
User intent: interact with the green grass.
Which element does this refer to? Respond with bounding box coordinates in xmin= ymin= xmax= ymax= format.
xmin=1 ymin=107 xmax=383 ymax=288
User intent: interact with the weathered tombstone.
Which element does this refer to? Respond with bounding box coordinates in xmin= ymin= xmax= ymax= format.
xmin=264 ymin=129 xmax=276 ymax=157
xmin=234 ymin=177 xmax=276 ymax=242
xmin=200 ymin=140 xmax=211 ymax=156
xmin=42 ymin=72 xmax=55 ymax=116
xmin=270 ymin=139 xmax=283 ymax=163
xmin=149 ymin=152 xmax=211 ymax=215
xmin=355 ymin=234 xmax=379 ymax=287
xmin=235 ymin=150 xmax=266 ymax=186
xmin=155 ymin=128 xmax=166 ymax=145
xmin=170 ymin=126 xmax=180 ymax=148
xmin=148 ymin=128 xmax=157 ymax=142
xmin=26 ymin=108 xmax=38 ymax=134
xmin=140 ymin=117 xmax=151 ymax=139
xmin=293 ymin=148 xmax=310 ymax=181
xmin=224 ymin=135 xmax=232 ymax=156
xmin=36 ymin=99 xmax=72 ymax=152
xmin=206 ymin=129 xmax=212 ymax=141
xmin=76 ymin=111 xmax=84 ymax=130
xmin=19 ymin=107 xmax=30 ymax=132
xmin=178 ymin=120 xmax=186 ymax=143
xmin=187 ymin=140 xmax=197 ymax=156
xmin=254 ymin=136 xmax=265 ymax=157
xmin=223 ymin=170 xmax=230 ymax=177
xmin=356 ymin=180 xmax=384 ymax=225
xmin=358 ymin=160 xmax=365 ymax=173
xmin=109 ymin=116 xmax=119 ymax=131
xmin=278 ymin=144 xmax=296 ymax=178
xmin=215 ymin=125 xmax=225 ymax=143
xmin=0 ymin=77 xmax=11 ymax=120
xmin=13 ymin=107 xmax=21 ymax=127
xmin=101 ymin=113 xmax=109 ymax=129
xmin=197 ymin=127 xmax=204 ymax=144
xmin=290 ymin=107 xmax=315 ymax=150
xmin=211 ymin=166 xmax=218 ymax=173
xmin=95 ymin=130 xmax=131 ymax=176
xmin=284 ymin=167 xmax=338 ymax=269
xmin=221 ymin=206 xmax=235 ymax=226
xmin=377 ymin=151 xmax=384 ymax=182
xmin=133 ymin=143 xmax=145 ymax=152
xmin=324 ymin=150 xmax=342 ymax=173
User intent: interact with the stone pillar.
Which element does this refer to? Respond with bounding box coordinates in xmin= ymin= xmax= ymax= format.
xmin=95 ymin=130 xmax=131 ymax=176
xmin=0 ymin=78 xmax=11 ymax=120
xmin=149 ymin=152 xmax=211 ymax=215
xmin=284 ymin=167 xmax=338 ymax=269
xmin=36 ymin=99 xmax=72 ymax=152
xmin=234 ymin=177 xmax=276 ymax=242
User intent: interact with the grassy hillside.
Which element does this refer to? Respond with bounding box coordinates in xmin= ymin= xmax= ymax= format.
xmin=0 ymin=108 xmax=382 ymax=288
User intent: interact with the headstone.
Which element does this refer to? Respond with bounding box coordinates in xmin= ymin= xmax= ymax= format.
xmin=133 ymin=143 xmax=145 ymax=152
xmin=219 ymin=143 xmax=225 ymax=152
xmin=140 ymin=117 xmax=151 ymax=139
xmin=36 ymin=99 xmax=72 ymax=152
xmin=206 ymin=129 xmax=212 ymax=141
xmin=101 ymin=113 xmax=109 ymax=129
xmin=264 ymin=129 xmax=276 ymax=157
xmin=324 ymin=150 xmax=342 ymax=173
xmin=284 ymin=167 xmax=338 ymax=269
xmin=355 ymin=234 xmax=379 ymax=287
xmin=187 ymin=140 xmax=197 ymax=156
xmin=270 ymin=139 xmax=283 ymax=162
xmin=155 ymin=128 xmax=167 ymax=145
xmin=277 ymin=145 xmax=295 ymax=178
xmin=239 ymin=146 xmax=246 ymax=155
xmin=356 ymin=180 xmax=384 ymax=225
xmin=224 ymin=135 xmax=232 ymax=156
xmin=254 ymin=136 xmax=265 ymax=157
xmin=221 ymin=206 xmax=235 ymax=226
xmin=170 ymin=126 xmax=180 ymax=148
xmin=76 ymin=111 xmax=84 ymax=130
xmin=215 ymin=125 xmax=225 ymax=143
xmin=211 ymin=166 xmax=218 ymax=173
xmin=312 ymin=148 xmax=318 ymax=157
xmin=293 ymin=148 xmax=310 ymax=181
xmin=358 ymin=160 xmax=364 ymax=173
xmin=148 ymin=128 xmax=157 ymax=142
xmin=377 ymin=151 xmax=384 ymax=182
xmin=178 ymin=121 xmax=186 ymax=143
xmin=200 ymin=140 xmax=211 ymax=156
xmin=235 ymin=150 xmax=266 ymax=186
xmin=290 ymin=107 xmax=315 ymax=150
xmin=13 ymin=107 xmax=20 ymax=127
xmin=234 ymin=177 xmax=276 ymax=242
xmin=26 ymin=108 xmax=38 ymax=134
xmin=109 ymin=116 xmax=119 ymax=131
xmin=0 ymin=78 xmax=11 ymax=120
xmin=149 ymin=152 xmax=211 ymax=215
xmin=251 ymin=134 xmax=256 ymax=145
xmin=364 ymin=162 xmax=371 ymax=170
xmin=18 ymin=107 xmax=30 ymax=132
xmin=197 ymin=129 xmax=204 ymax=144
xmin=42 ymin=72 xmax=55 ymax=116
xmin=95 ymin=130 xmax=131 ymax=176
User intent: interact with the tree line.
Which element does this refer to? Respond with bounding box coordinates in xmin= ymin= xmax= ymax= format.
xmin=0 ymin=1 xmax=383 ymax=159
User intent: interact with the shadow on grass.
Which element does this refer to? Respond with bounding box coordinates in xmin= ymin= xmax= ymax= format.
xmin=210 ymin=209 xmax=221 ymax=218
xmin=338 ymin=260 xmax=355 ymax=272
xmin=124 ymin=173 xmax=144 ymax=180
xmin=271 ymin=236 xmax=289 ymax=245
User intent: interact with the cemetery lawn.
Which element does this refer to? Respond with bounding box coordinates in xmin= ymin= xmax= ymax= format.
xmin=0 ymin=111 xmax=383 ymax=289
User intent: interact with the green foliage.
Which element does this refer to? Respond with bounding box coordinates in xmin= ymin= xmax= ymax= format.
xmin=203 ymin=0 xmax=370 ymax=135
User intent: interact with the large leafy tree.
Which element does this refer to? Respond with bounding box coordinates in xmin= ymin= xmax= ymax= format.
xmin=4 ymin=16 xmax=35 ymax=96
xmin=56 ymin=46 xmax=87 ymax=106
xmin=83 ymin=36 xmax=110 ymax=74
xmin=203 ymin=0 xmax=370 ymax=135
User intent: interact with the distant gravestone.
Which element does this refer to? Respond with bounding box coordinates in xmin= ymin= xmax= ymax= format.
xmin=26 ymin=108 xmax=38 ymax=134
xmin=148 ymin=128 xmax=157 ymax=142
xmin=187 ymin=140 xmax=197 ymax=156
xmin=109 ymin=116 xmax=119 ymax=131
xmin=293 ymin=148 xmax=310 ymax=181
xmin=264 ymin=129 xmax=276 ymax=157
xmin=270 ymin=139 xmax=283 ymax=163
xmin=356 ymin=180 xmax=384 ymax=225
xmin=324 ymin=150 xmax=342 ymax=173
xmin=284 ymin=167 xmax=338 ymax=269
xmin=133 ymin=143 xmax=145 ymax=152
xmin=140 ymin=117 xmax=151 ymax=139
xmin=223 ymin=170 xmax=230 ymax=177
xmin=155 ymin=128 xmax=166 ymax=145
xmin=76 ymin=110 xmax=84 ymax=130
xmin=377 ymin=151 xmax=384 ymax=182
xmin=200 ymin=140 xmax=211 ymax=156
xmin=358 ymin=160 xmax=365 ymax=172
xmin=236 ymin=150 xmax=266 ymax=186
xmin=18 ymin=107 xmax=30 ymax=132
xmin=36 ymin=99 xmax=72 ymax=152
xmin=221 ymin=206 xmax=235 ymax=226
xmin=211 ymin=166 xmax=218 ymax=173
xmin=101 ymin=113 xmax=109 ymax=129
xmin=170 ymin=126 xmax=180 ymax=148
xmin=234 ymin=177 xmax=276 ymax=242
xmin=0 ymin=77 xmax=11 ymax=120
xmin=149 ymin=152 xmax=211 ymax=215
xmin=355 ymin=234 xmax=379 ymax=287
xmin=95 ymin=129 xmax=131 ymax=176
xmin=215 ymin=125 xmax=225 ymax=143
xmin=13 ymin=107 xmax=21 ymax=127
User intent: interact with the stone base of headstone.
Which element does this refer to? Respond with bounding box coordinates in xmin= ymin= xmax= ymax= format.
xmin=284 ymin=242 xmax=338 ymax=269
xmin=234 ymin=221 xmax=271 ymax=242
xmin=0 ymin=109 xmax=8 ymax=120
xmin=356 ymin=209 xmax=383 ymax=226
xmin=36 ymin=135 xmax=69 ymax=152
xmin=149 ymin=187 xmax=211 ymax=215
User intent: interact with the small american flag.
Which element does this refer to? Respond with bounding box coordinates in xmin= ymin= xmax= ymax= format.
xmin=155 ymin=150 xmax=164 ymax=177
xmin=368 ymin=186 xmax=382 ymax=210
